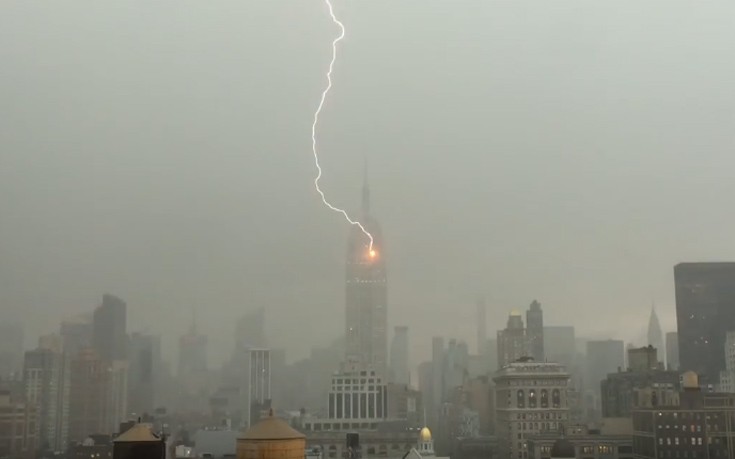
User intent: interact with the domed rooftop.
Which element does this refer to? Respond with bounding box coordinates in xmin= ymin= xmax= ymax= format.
xmin=550 ymin=438 xmax=575 ymax=458
xmin=240 ymin=414 xmax=305 ymax=441
xmin=419 ymin=427 xmax=432 ymax=442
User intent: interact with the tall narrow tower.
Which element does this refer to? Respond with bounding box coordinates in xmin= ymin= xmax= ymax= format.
xmin=526 ymin=300 xmax=544 ymax=362
xmin=345 ymin=168 xmax=388 ymax=375
xmin=476 ymin=297 xmax=487 ymax=355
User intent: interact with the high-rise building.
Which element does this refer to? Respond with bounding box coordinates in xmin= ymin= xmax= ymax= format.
xmin=675 ymin=262 xmax=735 ymax=384
xmin=345 ymin=172 xmax=387 ymax=376
xmin=585 ymin=340 xmax=625 ymax=413
xmin=494 ymin=361 xmax=571 ymax=459
xmin=665 ymin=332 xmax=679 ymax=371
xmin=389 ymin=326 xmax=409 ymax=385
xmin=526 ymin=300 xmax=544 ymax=362
xmin=178 ymin=319 xmax=208 ymax=378
xmin=68 ymin=349 xmax=110 ymax=442
xmin=476 ymin=297 xmax=487 ymax=355
xmin=0 ymin=322 xmax=24 ymax=381
xmin=127 ymin=333 xmax=161 ymax=417
xmin=497 ymin=312 xmax=530 ymax=367
xmin=92 ymin=294 xmax=127 ymax=361
xmin=23 ymin=347 xmax=70 ymax=452
xmin=234 ymin=308 xmax=267 ymax=351
xmin=646 ymin=307 xmax=664 ymax=363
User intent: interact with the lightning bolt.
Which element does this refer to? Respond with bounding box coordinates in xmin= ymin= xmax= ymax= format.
xmin=311 ymin=0 xmax=375 ymax=254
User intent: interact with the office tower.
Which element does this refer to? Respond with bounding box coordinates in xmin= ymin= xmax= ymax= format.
xmin=665 ymin=332 xmax=679 ymax=371
xmin=234 ymin=308 xmax=267 ymax=351
xmin=585 ymin=340 xmax=624 ymax=406
xmin=443 ymin=339 xmax=469 ymax=393
xmin=647 ymin=307 xmax=664 ymax=363
xmin=23 ymin=347 xmax=70 ymax=452
xmin=526 ymin=300 xmax=544 ymax=362
xmin=0 ymin=322 xmax=24 ymax=380
xmin=127 ymin=333 xmax=161 ymax=416
xmin=675 ymin=262 xmax=735 ymax=384
xmin=497 ymin=312 xmax=530 ymax=367
xmin=92 ymin=294 xmax=128 ymax=361
xmin=483 ymin=338 xmax=498 ymax=372
xmin=389 ymin=326 xmax=409 ymax=385
xmin=544 ymin=326 xmax=576 ymax=369
xmin=476 ymin=297 xmax=487 ymax=355
xmin=494 ymin=361 xmax=570 ymax=459
xmin=345 ymin=171 xmax=387 ymax=376
xmin=243 ymin=349 xmax=270 ymax=427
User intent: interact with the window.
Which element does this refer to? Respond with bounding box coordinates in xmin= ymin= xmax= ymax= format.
xmin=540 ymin=389 xmax=548 ymax=408
xmin=517 ymin=390 xmax=525 ymax=408
xmin=529 ymin=389 xmax=537 ymax=408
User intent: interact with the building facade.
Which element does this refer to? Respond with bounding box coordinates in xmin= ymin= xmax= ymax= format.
xmin=0 ymin=390 xmax=37 ymax=458
xmin=327 ymin=362 xmax=387 ymax=424
xmin=665 ymin=332 xmax=679 ymax=371
xmin=674 ymin=262 xmax=735 ymax=385
xmin=494 ymin=361 xmax=571 ymax=459
xmin=632 ymin=372 xmax=735 ymax=458
xmin=586 ymin=340 xmax=625 ymax=409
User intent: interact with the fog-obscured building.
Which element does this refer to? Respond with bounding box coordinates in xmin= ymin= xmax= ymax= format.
xmin=586 ymin=340 xmax=624 ymax=410
xmin=0 ymin=389 xmax=37 ymax=458
xmin=390 ymin=326 xmax=409 ymax=385
xmin=544 ymin=326 xmax=575 ymax=370
xmin=92 ymin=294 xmax=127 ymax=362
xmin=0 ymin=322 xmax=24 ymax=381
xmin=665 ymin=332 xmax=679 ymax=371
xmin=127 ymin=333 xmax=161 ymax=417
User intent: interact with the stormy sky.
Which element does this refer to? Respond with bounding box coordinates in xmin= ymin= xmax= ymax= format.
xmin=1 ymin=1 xmax=734 ymax=365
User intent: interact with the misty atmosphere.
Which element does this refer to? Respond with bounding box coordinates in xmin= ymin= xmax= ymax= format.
xmin=1 ymin=1 xmax=734 ymax=459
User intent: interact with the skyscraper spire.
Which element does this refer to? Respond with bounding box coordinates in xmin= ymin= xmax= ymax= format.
xmin=647 ymin=302 xmax=664 ymax=356
xmin=362 ymin=158 xmax=370 ymax=214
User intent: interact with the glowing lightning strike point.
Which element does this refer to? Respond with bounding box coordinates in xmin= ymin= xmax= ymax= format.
xmin=311 ymin=0 xmax=375 ymax=254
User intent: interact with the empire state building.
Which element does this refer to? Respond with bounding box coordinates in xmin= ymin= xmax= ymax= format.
xmin=345 ymin=172 xmax=387 ymax=376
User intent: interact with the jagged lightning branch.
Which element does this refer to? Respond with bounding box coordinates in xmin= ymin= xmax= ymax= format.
xmin=311 ymin=0 xmax=375 ymax=255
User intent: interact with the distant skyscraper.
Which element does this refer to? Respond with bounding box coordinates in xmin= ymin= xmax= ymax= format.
xmin=430 ymin=337 xmax=444 ymax=418
xmin=0 ymin=322 xmax=24 ymax=380
xmin=23 ymin=347 xmax=70 ymax=452
xmin=178 ymin=318 xmax=208 ymax=378
xmin=585 ymin=340 xmax=624 ymax=405
xmin=60 ymin=315 xmax=92 ymax=357
xmin=127 ymin=333 xmax=161 ymax=416
xmin=345 ymin=171 xmax=387 ymax=375
xmin=647 ymin=306 xmax=664 ymax=363
xmin=675 ymin=262 xmax=735 ymax=384
xmin=526 ymin=300 xmax=544 ymax=362
xmin=665 ymin=332 xmax=679 ymax=371
xmin=234 ymin=308 xmax=267 ymax=351
xmin=544 ymin=326 xmax=576 ymax=369
xmin=476 ymin=297 xmax=487 ymax=355
xmin=497 ymin=312 xmax=529 ymax=367
xmin=389 ymin=326 xmax=409 ymax=385
xmin=92 ymin=294 xmax=128 ymax=361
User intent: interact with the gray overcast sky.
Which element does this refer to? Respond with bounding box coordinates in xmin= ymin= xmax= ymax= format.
xmin=1 ymin=1 xmax=734 ymax=364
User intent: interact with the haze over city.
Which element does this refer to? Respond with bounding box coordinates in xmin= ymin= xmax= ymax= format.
xmin=2 ymin=1 xmax=734 ymax=362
